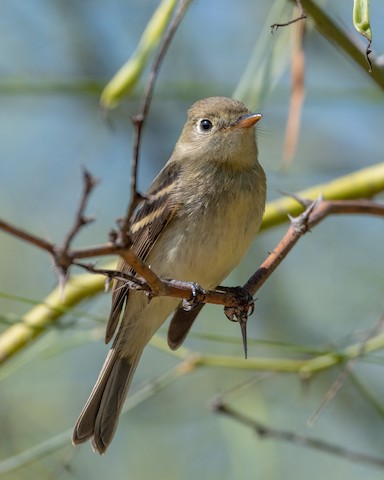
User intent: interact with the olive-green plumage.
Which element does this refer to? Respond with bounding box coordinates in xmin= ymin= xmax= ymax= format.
xmin=72 ymin=97 xmax=266 ymax=453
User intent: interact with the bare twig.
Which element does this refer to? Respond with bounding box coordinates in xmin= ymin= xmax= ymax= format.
xmin=0 ymin=219 xmax=55 ymax=254
xmin=53 ymin=169 xmax=98 ymax=289
xmin=73 ymin=262 xmax=150 ymax=293
xmin=212 ymin=399 xmax=384 ymax=469
xmin=61 ymin=169 xmax=98 ymax=252
xmin=271 ymin=0 xmax=306 ymax=32
xmin=291 ymin=0 xmax=384 ymax=89
xmin=119 ymin=0 xmax=192 ymax=243
xmin=308 ymin=315 xmax=384 ymax=427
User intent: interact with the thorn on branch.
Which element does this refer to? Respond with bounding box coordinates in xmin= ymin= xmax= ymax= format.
xmin=57 ymin=269 xmax=69 ymax=301
xmin=82 ymin=167 xmax=99 ymax=194
xmin=108 ymin=228 xmax=119 ymax=244
xmin=131 ymin=113 xmax=144 ymax=126
xmin=280 ymin=190 xmax=315 ymax=208
xmin=51 ymin=246 xmax=74 ymax=294
xmin=288 ymin=197 xmax=319 ymax=234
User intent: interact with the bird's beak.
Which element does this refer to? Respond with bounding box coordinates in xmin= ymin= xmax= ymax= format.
xmin=230 ymin=112 xmax=262 ymax=130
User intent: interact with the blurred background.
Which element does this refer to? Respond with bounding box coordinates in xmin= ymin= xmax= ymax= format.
xmin=0 ymin=1 xmax=383 ymax=479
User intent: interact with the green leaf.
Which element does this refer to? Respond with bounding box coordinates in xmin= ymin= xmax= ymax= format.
xmin=353 ymin=0 xmax=372 ymax=41
xmin=100 ymin=0 xmax=179 ymax=109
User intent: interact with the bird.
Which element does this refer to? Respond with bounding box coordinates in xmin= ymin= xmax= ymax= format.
xmin=72 ymin=96 xmax=266 ymax=454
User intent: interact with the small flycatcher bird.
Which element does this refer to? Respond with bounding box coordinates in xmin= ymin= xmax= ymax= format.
xmin=72 ymin=96 xmax=266 ymax=453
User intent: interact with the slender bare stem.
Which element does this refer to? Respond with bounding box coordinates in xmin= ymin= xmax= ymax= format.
xmin=120 ymin=0 xmax=193 ymax=242
xmin=213 ymin=400 xmax=384 ymax=468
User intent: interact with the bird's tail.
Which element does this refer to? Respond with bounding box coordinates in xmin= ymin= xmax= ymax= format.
xmin=72 ymin=348 xmax=141 ymax=454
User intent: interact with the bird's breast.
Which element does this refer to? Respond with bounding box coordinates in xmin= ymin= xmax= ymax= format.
xmin=150 ymin=180 xmax=265 ymax=289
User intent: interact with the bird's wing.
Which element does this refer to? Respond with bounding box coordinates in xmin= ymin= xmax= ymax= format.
xmin=105 ymin=162 xmax=181 ymax=343
xmin=167 ymin=303 xmax=205 ymax=350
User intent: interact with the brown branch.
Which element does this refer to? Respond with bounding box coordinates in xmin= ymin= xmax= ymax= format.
xmin=0 ymin=197 xmax=383 ymax=315
xmin=73 ymin=260 xmax=243 ymax=308
xmin=66 ymin=197 xmax=384 ymax=348
xmin=212 ymin=399 xmax=384 ymax=469
xmin=0 ymin=219 xmax=55 ymax=254
xmin=52 ymin=169 xmax=98 ymax=288
xmin=61 ymin=168 xmax=98 ymax=252
xmin=73 ymin=262 xmax=150 ymax=293
xmin=119 ymin=0 xmax=193 ymax=243
xmin=244 ymin=198 xmax=384 ymax=297
xmin=0 ymin=194 xmax=383 ymax=361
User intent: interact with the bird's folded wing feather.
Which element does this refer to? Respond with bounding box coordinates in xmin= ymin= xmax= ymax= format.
xmin=105 ymin=162 xmax=181 ymax=343
xmin=167 ymin=303 xmax=205 ymax=350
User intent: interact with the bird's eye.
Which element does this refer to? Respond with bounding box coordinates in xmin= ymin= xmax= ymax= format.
xmin=199 ymin=119 xmax=213 ymax=131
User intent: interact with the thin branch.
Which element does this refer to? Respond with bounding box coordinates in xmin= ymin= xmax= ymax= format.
xmin=53 ymin=169 xmax=98 ymax=289
xmin=0 ymin=219 xmax=55 ymax=254
xmin=120 ymin=0 xmax=193 ymax=243
xmin=271 ymin=0 xmax=306 ymax=32
xmin=244 ymin=198 xmax=384 ymax=296
xmin=213 ymin=400 xmax=384 ymax=469
xmin=294 ymin=0 xmax=384 ymax=89
xmin=307 ymin=315 xmax=384 ymax=427
xmin=72 ymin=262 xmax=150 ymax=293
xmin=61 ymin=168 xmax=98 ymax=252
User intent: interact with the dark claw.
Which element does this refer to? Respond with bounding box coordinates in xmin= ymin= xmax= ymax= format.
xmin=182 ymin=283 xmax=206 ymax=311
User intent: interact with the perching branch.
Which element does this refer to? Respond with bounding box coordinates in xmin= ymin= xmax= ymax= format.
xmin=1 ymin=194 xmax=384 ymax=311
xmin=0 ymin=191 xmax=383 ymax=365
xmin=3 ymin=194 xmax=384 ymax=314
